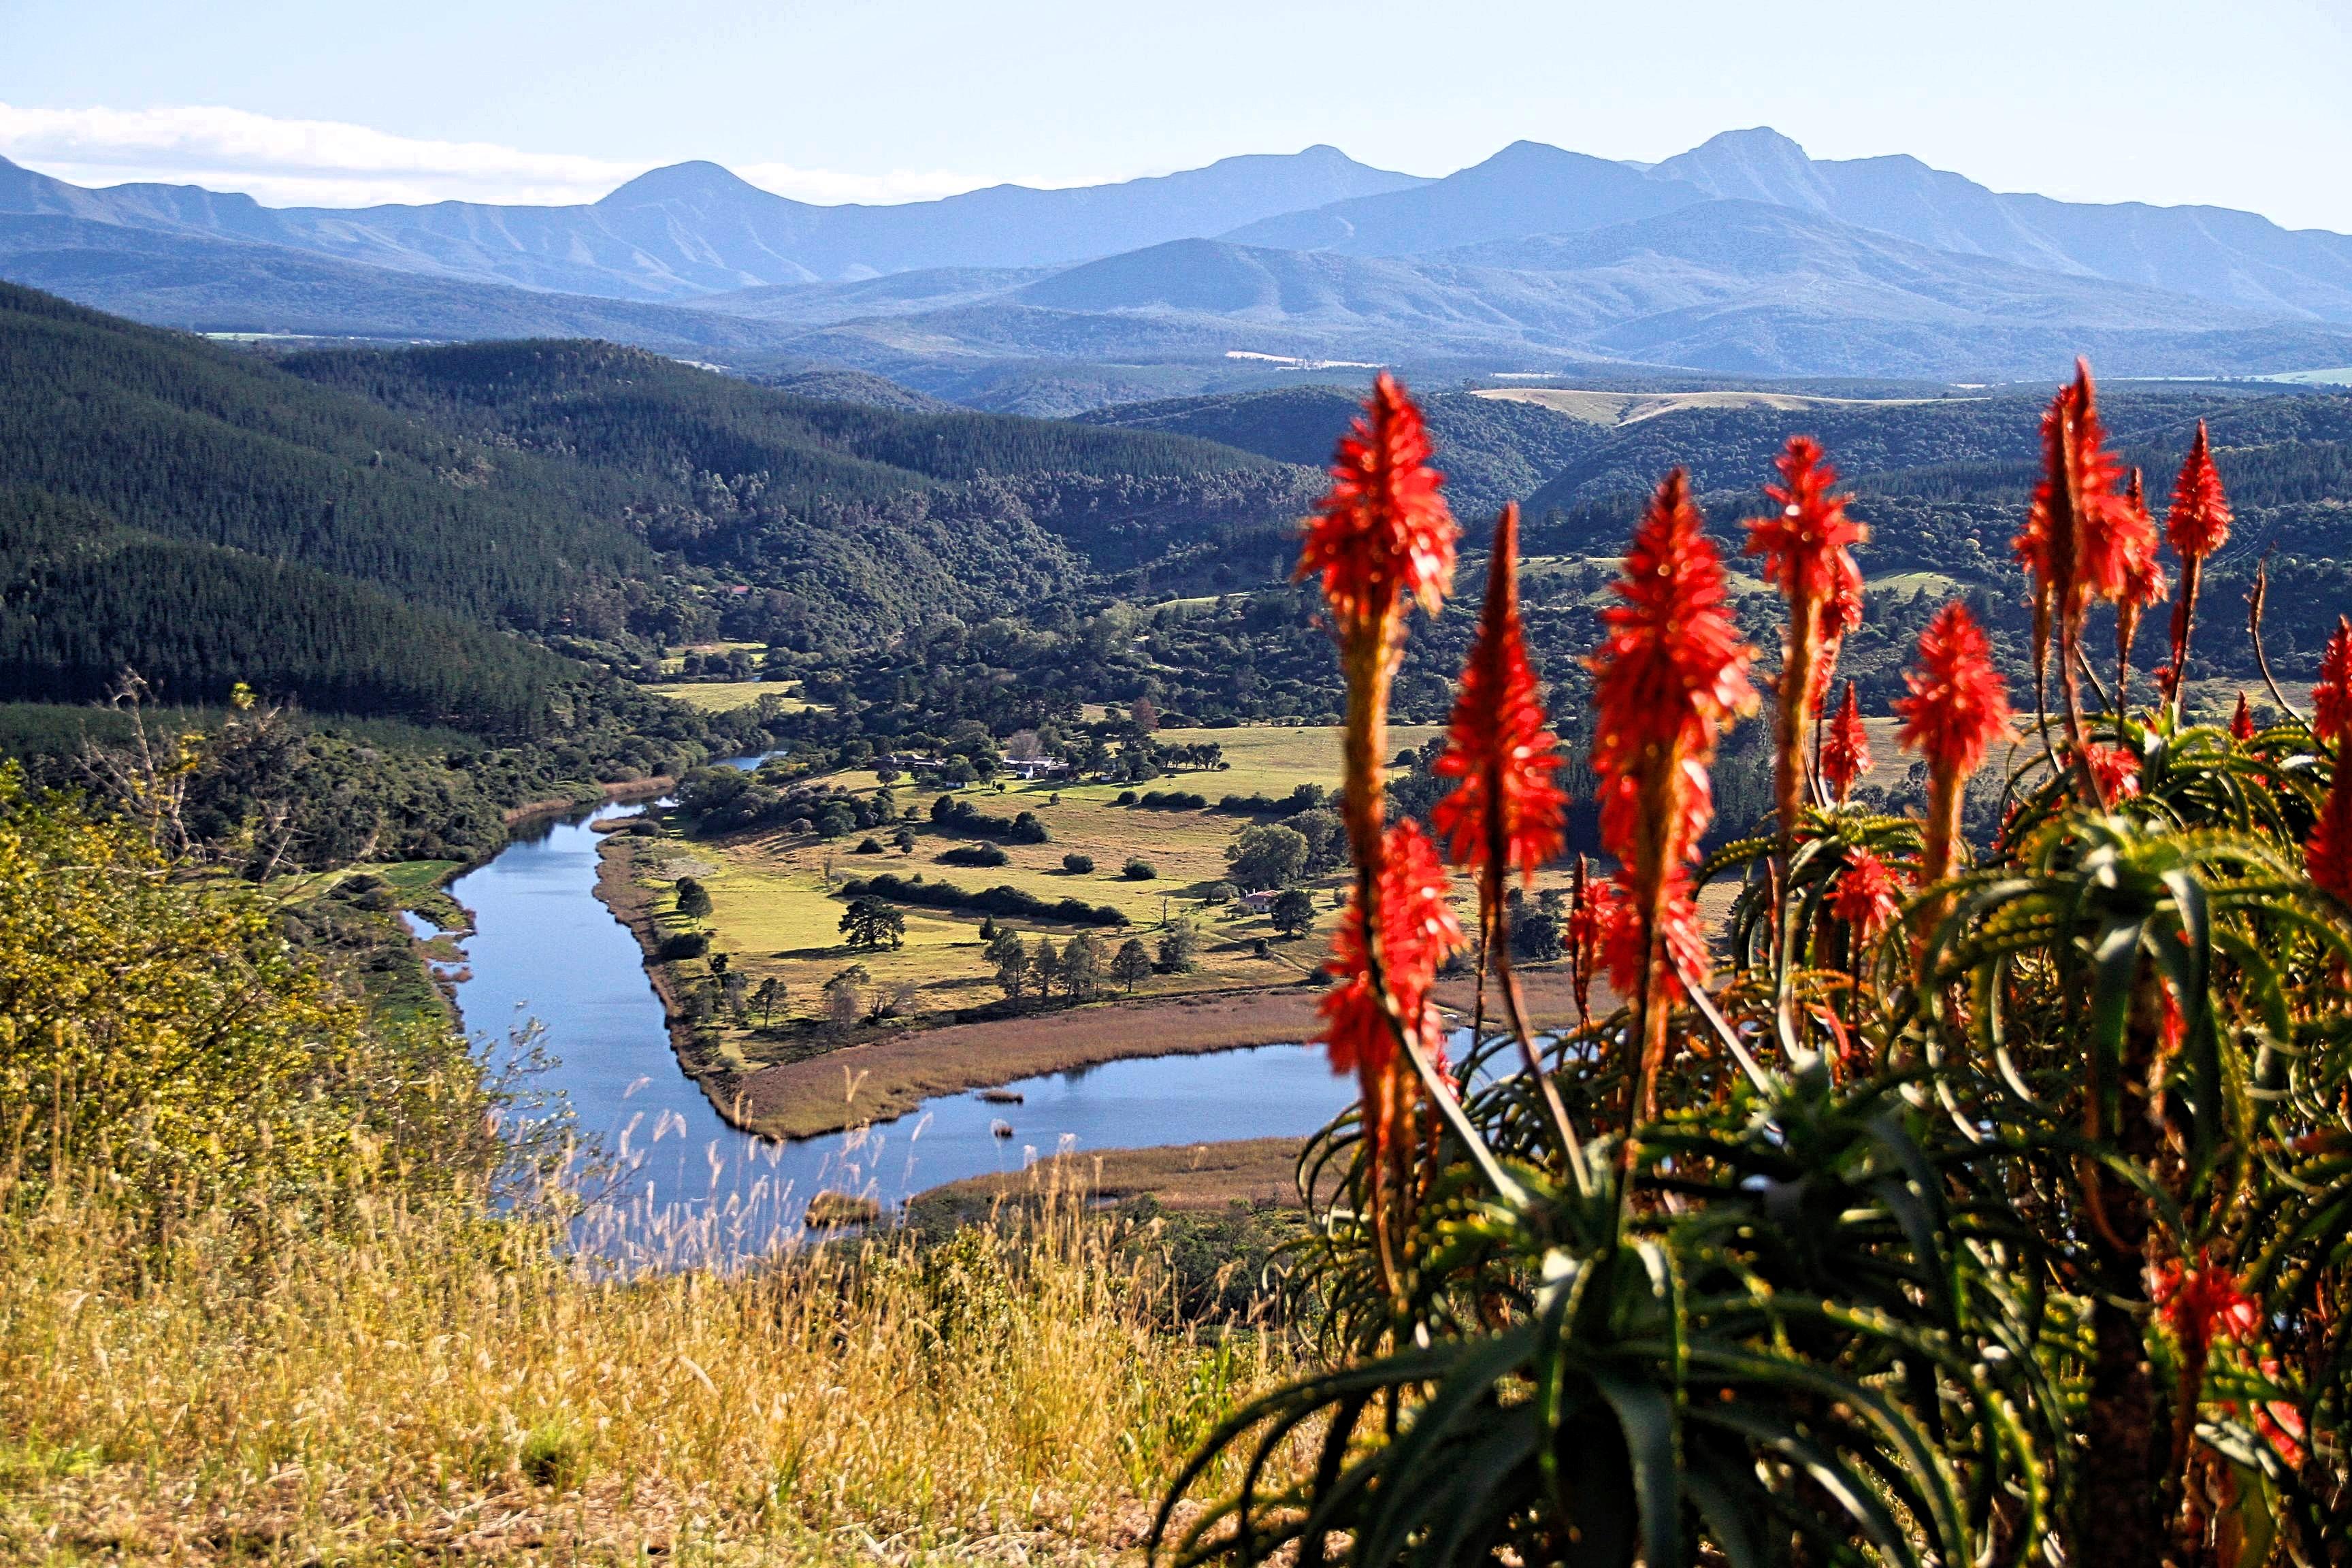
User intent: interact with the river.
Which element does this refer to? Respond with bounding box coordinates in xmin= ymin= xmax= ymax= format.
xmin=424 ymin=799 xmax=1356 ymax=1260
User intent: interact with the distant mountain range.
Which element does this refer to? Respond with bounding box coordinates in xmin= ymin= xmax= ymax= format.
xmin=6 ymin=127 xmax=2352 ymax=402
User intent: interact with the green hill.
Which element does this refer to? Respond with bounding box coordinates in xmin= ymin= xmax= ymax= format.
xmin=1077 ymin=383 xmax=1609 ymax=521
xmin=0 ymin=487 xmax=570 ymax=731
xmin=0 ymin=282 xmax=656 ymax=630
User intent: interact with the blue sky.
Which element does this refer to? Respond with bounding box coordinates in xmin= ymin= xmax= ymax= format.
xmin=3 ymin=0 xmax=2349 ymax=229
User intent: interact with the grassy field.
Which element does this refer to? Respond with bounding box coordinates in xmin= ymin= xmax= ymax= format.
xmin=618 ymin=724 xmax=1443 ymax=1049
xmin=647 ymin=679 xmax=818 ymax=713
xmin=0 ymin=1183 xmax=1286 ymax=1565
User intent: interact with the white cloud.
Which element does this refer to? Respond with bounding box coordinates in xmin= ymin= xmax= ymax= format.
xmin=0 ymin=102 xmax=1031 ymax=210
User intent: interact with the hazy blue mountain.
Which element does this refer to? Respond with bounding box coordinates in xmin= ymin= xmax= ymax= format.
xmin=0 ymin=147 xmax=1422 ymax=299
xmin=1650 ymin=128 xmax=2352 ymax=323
xmin=0 ymin=214 xmax=809 ymax=351
xmin=828 ymin=212 xmax=2352 ymax=380
xmin=687 ymin=266 xmax=1050 ymax=324
xmin=1220 ymin=141 xmax=1706 ymax=255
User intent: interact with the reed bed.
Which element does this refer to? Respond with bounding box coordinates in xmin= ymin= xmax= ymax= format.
xmin=0 ymin=1174 xmax=1287 ymax=1565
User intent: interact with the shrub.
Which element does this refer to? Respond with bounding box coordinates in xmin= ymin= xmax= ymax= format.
xmin=838 ymin=872 xmax=1128 ymax=928
xmin=658 ymin=930 xmax=710 ymax=960
xmin=0 ymin=765 xmax=493 ymax=1210
xmin=855 ymin=836 xmax=885 ymax=854
xmin=1115 ymin=789 xmax=1139 ymax=805
xmin=940 ymin=843 xmax=1010 ymax=868
xmin=1200 ymin=881 xmax=1238 ymax=904
xmin=1122 ymin=858 xmax=1158 ymax=880
xmin=1062 ymin=852 xmax=1096 ymax=874
xmin=674 ymin=876 xmax=714 ymax=919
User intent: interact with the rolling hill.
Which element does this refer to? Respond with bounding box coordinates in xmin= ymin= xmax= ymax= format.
xmin=0 ymin=282 xmax=1326 ymax=721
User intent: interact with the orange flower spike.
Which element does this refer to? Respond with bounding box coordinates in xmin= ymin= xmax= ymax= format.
xmin=1296 ymin=371 xmax=1456 ymax=636
xmin=1433 ymin=504 xmax=1569 ymax=884
xmin=1317 ymin=821 xmax=1465 ymax=1166
xmin=2085 ymin=744 xmax=2142 ymax=802
xmin=1821 ymin=681 xmax=1872 ymax=804
xmin=2153 ymin=1248 xmax=2262 ymax=1357
xmin=1590 ymin=469 xmax=1757 ymax=1122
xmin=2166 ymin=420 xmax=2234 ymax=562
xmin=2114 ymin=468 xmax=2167 ymax=703
xmin=1300 ymin=373 xmax=1457 ymax=885
xmin=2232 ymin=692 xmax=2256 ymax=742
xmin=2016 ymin=360 xmax=2138 ymax=799
xmin=2316 ymin=617 xmax=2352 ymax=749
xmin=1830 ymin=848 xmax=1902 ymax=942
xmin=1895 ymin=601 xmax=2014 ymax=891
xmin=1746 ymin=437 xmax=1865 ymax=836
xmin=2306 ymin=760 xmax=2352 ymax=902
xmin=1601 ymin=870 xmax=1710 ymax=1001
xmin=1591 ymin=469 xmax=1758 ymax=872
xmin=2163 ymin=421 xmax=2234 ymax=710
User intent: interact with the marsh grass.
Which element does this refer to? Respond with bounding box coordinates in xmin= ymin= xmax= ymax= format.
xmin=0 ymin=1169 xmax=1290 ymax=1565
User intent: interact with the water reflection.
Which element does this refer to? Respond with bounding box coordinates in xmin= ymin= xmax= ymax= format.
xmin=431 ymin=800 xmax=1356 ymax=1262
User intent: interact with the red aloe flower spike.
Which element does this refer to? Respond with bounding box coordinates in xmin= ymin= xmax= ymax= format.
xmin=2085 ymin=743 xmax=2142 ymax=802
xmin=2232 ymin=692 xmax=2256 ymax=742
xmin=2153 ymin=1248 xmax=2263 ymax=1355
xmin=2163 ymin=421 xmax=2233 ymax=713
xmin=1895 ymin=602 xmax=2013 ymax=892
xmin=1590 ymin=468 xmax=1757 ymax=1123
xmin=2316 ymin=617 xmax=2352 ymax=749
xmin=2167 ymin=420 xmax=2234 ymax=561
xmin=1830 ymin=847 xmax=1901 ymax=943
xmin=1565 ymin=853 xmax=1600 ymax=1026
xmin=1746 ymin=437 xmax=1866 ymax=840
xmin=1821 ymin=681 xmax=1872 ymax=804
xmin=1433 ymin=504 xmax=1569 ymax=886
xmin=1600 ymin=870 xmax=1709 ymax=1003
xmin=1297 ymin=376 xmax=1458 ymax=1285
xmin=1298 ymin=372 xmax=1458 ymax=878
xmin=1433 ymin=506 xmax=1576 ymax=1150
xmin=2306 ymin=755 xmax=2352 ymax=902
xmin=2014 ymin=360 xmax=2142 ymax=804
xmin=1296 ymin=370 xmax=1457 ymax=639
xmin=2114 ymin=468 xmax=2168 ymax=707
xmin=1318 ymin=819 xmax=1465 ymax=1177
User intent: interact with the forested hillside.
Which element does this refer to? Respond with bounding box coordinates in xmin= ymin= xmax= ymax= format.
xmin=0 ymin=488 xmax=572 ymax=730
xmin=0 ymin=283 xmax=658 ymax=628
xmin=283 ymin=340 xmax=1324 ymax=644
xmin=1077 ymin=383 xmax=1609 ymax=519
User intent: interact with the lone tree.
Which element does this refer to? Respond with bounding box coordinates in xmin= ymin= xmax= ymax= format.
xmin=1111 ymin=937 xmax=1154 ymax=993
xmin=1158 ymin=920 xmax=1200 ymax=973
xmin=1026 ymin=936 xmax=1060 ymax=998
xmin=989 ymin=931 xmax=1027 ymax=1000
xmin=821 ymin=966 xmax=866 ymax=1029
xmin=674 ymin=877 xmax=713 ymax=919
xmin=751 ymin=976 xmax=782 ymax=1027
xmin=1060 ymin=932 xmax=1103 ymax=999
xmin=892 ymin=826 xmax=917 ymax=854
xmin=839 ymin=896 xmax=906 ymax=951
xmin=1270 ymin=887 xmax=1318 ymax=938
xmin=1226 ymin=823 xmax=1309 ymax=890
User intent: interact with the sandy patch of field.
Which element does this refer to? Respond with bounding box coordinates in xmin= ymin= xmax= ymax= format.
xmin=1470 ymin=387 xmax=1946 ymax=427
xmin=911 ymin=1137 xmax=1307 ymax=1219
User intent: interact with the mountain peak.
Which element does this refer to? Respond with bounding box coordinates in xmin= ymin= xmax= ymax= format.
xmin=1651 ymin=127 xmax=1832 ymax=212
xmin=598 ymin=161 xmax=777 ymax=208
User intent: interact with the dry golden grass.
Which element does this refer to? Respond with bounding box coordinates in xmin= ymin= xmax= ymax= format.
xmin=0 ymin=1179 xmax=1288 ymax=1565
xmin=648 ymin=681 xmax=818 ymax=714
xmin=643 ymin=724 xmax=1438 ymax=1042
